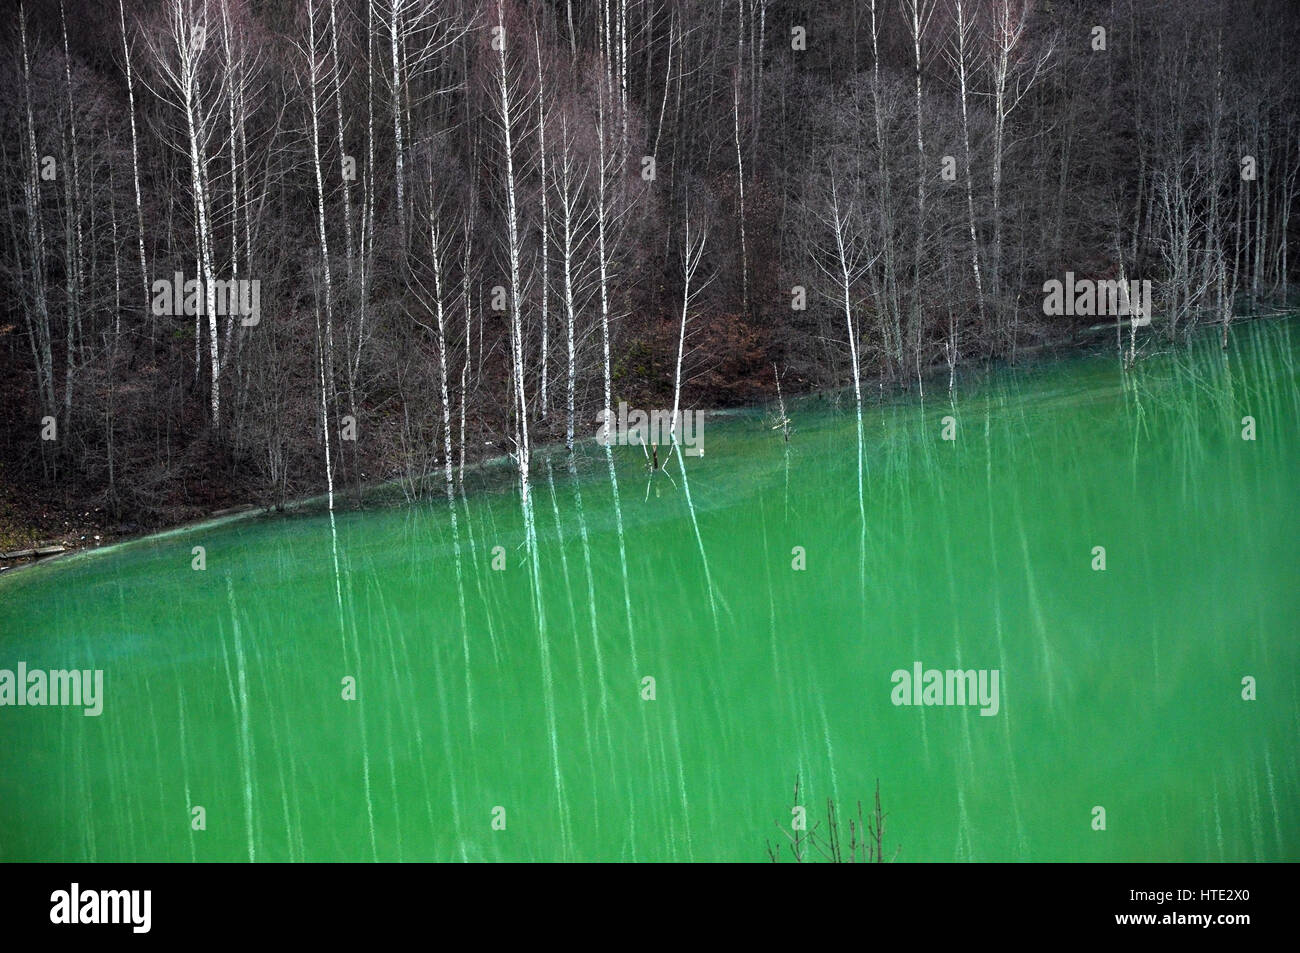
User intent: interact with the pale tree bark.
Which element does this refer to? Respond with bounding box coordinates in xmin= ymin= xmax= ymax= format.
xmin=732 ymin=4 xmax=749 ymax=315
xmin=18 ymin=5 xmax=55 ymax=420
xmin=810 ymin=172 xmax=875 ymax=595
xmin=552 ymin=115 xmax=594 ymax=457
xmin=59 ymin=1 xmax=85 ymax=434
xmin=671 ymin=198 xmax=712 ymax=449
xmin=390 ymin=0 xmax=407 ymax=239
xmin=386 ymin=0 xmax=466 ymax=250
xmin=751 ymin=0 xmax=765 ymax=160
xmin=459 ymin=198 xmax=476 ymax=393
xmin=1209 ymin=22 xmax=1226 ymax=335
xmin=143 ymin=0 xmax=223 ymax=429
xmin=670 ymin=200 xmax=720 ymax=630
xmin=327 ymin=0 xmax=355 ymax=279
xmin=903 ymin=0 xmax=934 ymax=394
xmin=306 ymin=0 xmax=338 ymax=508
xmin=106 ymin=163 xmax=122 ymax=504
xmin=988 ymin=0 xmax=1053 ymax=351
xmin=118 ymin=0 xmax=150 ymax=330
xmin=595 ymin=69 xmax=638 ymax=673
xmin=949 ymin=0 xmax=986 ymax=332
xmin=619 ymin=0 xmax=628 ymax=155
xmin=355 ymin=0 xmax=379 ymax=418
xmin=496 ymin=3 xmax=567 ymax=846
xmin=535 ymin=27 xmax=551 ymax=418
xmin=494 ymin=4 xmax=532 ymax=508
xmin=426 ymin=211 xmax=473 ymax=724
xmin=651 ymin=10 xmax=675 ymax=161
xmin=218 ymin=1 xmax=244 ymax=365
xmin=868 ymin=0 xmax=902 ymax=375
xmin=1276 ymin=120 xmax=1300 ymax=311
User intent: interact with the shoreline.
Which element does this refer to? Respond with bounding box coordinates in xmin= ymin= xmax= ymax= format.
xmin=2 ymin=309 xmax=1289 ymax=583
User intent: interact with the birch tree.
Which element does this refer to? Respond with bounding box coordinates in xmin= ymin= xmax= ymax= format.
xmin=143 ymin=0 xmax=224 ymax=428
xmin=304 ymin=0 xmax=338 ymax=507
xmin=17 ymin=5 xmax=55 ymax=427
xmin=118 ymin=0 xmax=149 ymax=326
xmin=947 ymin=0 xmax=986 ymax=331
xmin=988 ymin=0 xmax=1053 ymax=345
xmin=903 ymin=0 xmax=935 ymax=391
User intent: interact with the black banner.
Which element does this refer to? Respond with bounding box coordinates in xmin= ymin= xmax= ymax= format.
xmin=1 ymin=863 xmax=1281 ymax=941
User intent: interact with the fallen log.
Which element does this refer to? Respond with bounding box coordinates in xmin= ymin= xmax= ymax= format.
xmin=211 ymin=504 xmax=256 ymax=517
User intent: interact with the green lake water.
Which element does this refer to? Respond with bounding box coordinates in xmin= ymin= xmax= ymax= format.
xmin=2 ymin=320 xmax=1298 ymax=861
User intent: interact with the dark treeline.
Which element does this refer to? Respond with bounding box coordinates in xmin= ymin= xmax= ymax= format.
xmin=2 ymin=0 xmax=1297 ymax=523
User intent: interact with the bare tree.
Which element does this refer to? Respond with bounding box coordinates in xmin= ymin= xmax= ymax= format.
xmin=141 ymin=0 xmax=224 ymax=428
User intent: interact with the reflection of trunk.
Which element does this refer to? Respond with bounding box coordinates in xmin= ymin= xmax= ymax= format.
xmin=672 ymin=206 xmax=719 ymax=630
xmin=835 ymin=182 xmax=867 ymax=597
xmin=568 ymin=452 xmax=607 ymax=718
xmin=430 ymin=216 xmax=473 ymax=727
xmin=322 ymin=503 xmax=376 ymax=861
xmin=594 ymin=75 xmax=638 ymax=672
xmin=457 ymin=477 xmax=499 ymax=660
xmin=672 ymin=204 xmax=709 ymax=446
xmin=675 ymin=433 xmax=720 ymax=633
xmin=814 ymin=174 xmax=872 ymax=597
xmin=220 ymin=575 xmax=257 ymax=862
xmin=545 ymin=458 xmax=600 ymax=785
xmin=496 ymin=4 xmax=568 ymax=852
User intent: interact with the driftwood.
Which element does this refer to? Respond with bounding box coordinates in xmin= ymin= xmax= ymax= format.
xmin=0 ymin=544 xmax=65 ymax=560
xmin=210 ymin=504 xmax=257 ymax=517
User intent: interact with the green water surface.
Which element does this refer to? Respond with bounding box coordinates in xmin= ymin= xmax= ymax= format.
xmin=2 ymin=320 xmax=1297 ymax=861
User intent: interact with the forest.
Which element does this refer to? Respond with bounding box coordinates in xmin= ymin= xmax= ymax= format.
xmin=2 ymin=0 xmax=1298 ymax=535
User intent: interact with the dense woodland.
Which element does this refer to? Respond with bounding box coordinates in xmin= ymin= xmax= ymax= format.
xmin=2 ymin=0 xmax=1298 ymax=528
